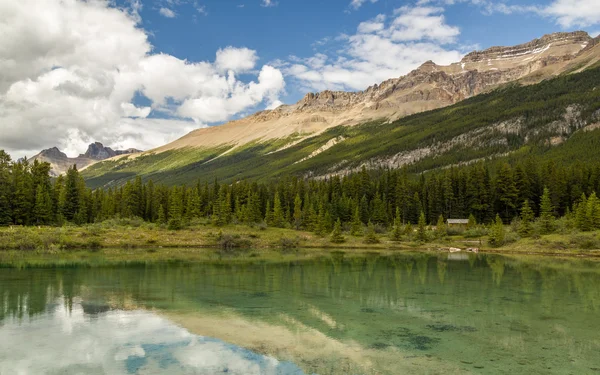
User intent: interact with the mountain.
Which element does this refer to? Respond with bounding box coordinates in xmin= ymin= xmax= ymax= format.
xmin=82 ymin=31 xmax=600 ymax=187
xmin=32 ymin=143 xmax=141 ymax=176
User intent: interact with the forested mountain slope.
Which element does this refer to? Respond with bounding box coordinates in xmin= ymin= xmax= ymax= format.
xmin=84 ymin=62 xmax=600 ymax=188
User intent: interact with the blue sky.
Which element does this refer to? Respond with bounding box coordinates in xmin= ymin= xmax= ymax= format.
xmin=133 ymin=0 xmax=599 ymax=104
xmin=1 ymin=0 xmax=599 ymax=157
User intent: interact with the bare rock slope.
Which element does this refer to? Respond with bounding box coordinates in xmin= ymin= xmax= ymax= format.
xmin=158 ymin=31 xmax=599 ymax=153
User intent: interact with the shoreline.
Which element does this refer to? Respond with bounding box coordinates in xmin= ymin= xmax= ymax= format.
xmin=1 ymin=223 xmax=600 ymax=267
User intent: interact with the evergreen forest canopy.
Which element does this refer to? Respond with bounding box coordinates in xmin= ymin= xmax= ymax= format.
xmin=2 ymin=149 xmax=600 ymax=240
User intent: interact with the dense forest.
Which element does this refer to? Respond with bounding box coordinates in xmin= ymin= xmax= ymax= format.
xmin=3 ymin=148 xmax=600 ymax=240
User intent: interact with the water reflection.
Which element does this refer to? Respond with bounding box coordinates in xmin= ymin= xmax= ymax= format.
xmin=0 ymin=298 xmax=304 ymax=375
xmin=1 ymin=252 xmax=600 ymax=374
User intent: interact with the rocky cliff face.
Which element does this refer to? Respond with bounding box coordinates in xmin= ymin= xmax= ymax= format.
xmin=31 ymin=143 xmax=141 ymax=176
xmin=160 ymin=31 xmax=600 ymax=153
xmin=81 ymin=142 xmax=142 ymax=160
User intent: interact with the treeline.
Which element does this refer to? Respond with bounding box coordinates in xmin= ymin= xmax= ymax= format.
xmin=2 ymin=148 xmax=600 ymax=233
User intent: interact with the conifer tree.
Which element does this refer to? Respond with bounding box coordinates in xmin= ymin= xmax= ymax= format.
xmin=33 ymin=184 xmax=52 ymax=225
xmin=293 ymin=194 xmax=303 ymax=229
xmin=330 ymin=219 xmax=345 ymax=243
xmin=539 ymin=187 xmax=555 ymax=234
xmin=62 ymin=165 xmax=81 ymax=222
xmin=157 ymin=204 xmax=166 ymax=224
xmin=575 ymin=194 xmax=589 ymax=231
xmin=416 ymin=211 xmax=428 ymax=242
xmin=390 ymin=208 xmax=402 ymax=241
xmin=436 ymin=214 xmax=447 ymax=239
xmin=518 ymin=200 xmax=534 ymax=237
xmin=350 ymin=206 xmax=363 ymax=236
xmin=272 ymin=192 xmax=284 ymax=227
xmin=467 ymin=213 xmax=477 ymax=229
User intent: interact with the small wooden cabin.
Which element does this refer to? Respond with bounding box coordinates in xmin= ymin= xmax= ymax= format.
xmin=447 ymin=219 xmax=469 ymax=227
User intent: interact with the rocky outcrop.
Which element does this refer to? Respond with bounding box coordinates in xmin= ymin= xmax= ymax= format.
xmin=81 ymin=142 xmax=142 ymax=160
xmin=31 ymin=142 xmax=142 ymax=176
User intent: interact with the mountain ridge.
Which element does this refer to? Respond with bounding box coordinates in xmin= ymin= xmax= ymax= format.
xmin=32 ymin=143 xmax=142 ymax=176
xmin=82 ymin=31 xmax=600 ymax=187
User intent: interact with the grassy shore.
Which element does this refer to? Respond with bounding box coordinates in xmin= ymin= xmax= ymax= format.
xmin=1 ymin=218 xmax=600 ymax=262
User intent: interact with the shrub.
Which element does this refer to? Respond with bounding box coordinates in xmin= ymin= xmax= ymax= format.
xmin=167 ymin=218 xmax=184 ymax=231
xmin=364 ymin=223 xmax=380 ymax=244
xmin=463 ymin=227 xmax=488 ymax=238
xmin=279 ymin=236 xmax=300 ymax=249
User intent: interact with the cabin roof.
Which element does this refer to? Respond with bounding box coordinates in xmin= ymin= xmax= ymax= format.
xmin=447 ymin=219 xmax=469 ymax=224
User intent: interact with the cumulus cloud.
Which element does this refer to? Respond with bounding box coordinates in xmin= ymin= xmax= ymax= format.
xmin=349 ymin=0 xmax=378 ymax=10
xmin=0 ymin=0 xmax=284 ymax=158
xmin=420 ymin=0 xmax=600 ymax=28
xmin=543 ymin=0 xmax=600 ymax=28
xmin=281 ymin=6 xmax=464 ymax=92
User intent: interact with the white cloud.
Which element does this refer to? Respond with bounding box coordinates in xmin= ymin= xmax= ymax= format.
xmin=421 ymin=0 xmax=600 ymax=28
xmin=0 ymin=0 xmax=285 ymax=158
xmin=543 ymin=0 xmax=600 ymax=28
xmin=215 ymin=47 xmax=259 ymax=73
xmin=261 ymin=0 xmax=277 ymax=7
xmin=282 ymin=6 xmax=464 ymax=92
xmin=349 ymin=0 xmax=378 ymax=11
xmin=159 ymin=7 xmax=176 ymax=18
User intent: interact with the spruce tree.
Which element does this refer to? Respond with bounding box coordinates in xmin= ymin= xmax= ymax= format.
xmin=518 ymin=200 xmax=534 ymax=237
xmin=272 ymin=192 xmax=284 ymax=227
xmin=575 ymin=194 xmax=589 ymax=231
xmin=62 ymin=165 xmax=81 ymax=222
xmin=330 ymin=219 xmax=346 ymax=243
xmin=350 ymin=206 xmax=363 ymax=236
xmin=436 ymin=214 xmax=447 ymax=239
xmin=416 ymin=211 xmax=428 ymax=242
xmin=467 ymin=213 xmax=477 ymax=229
xmin=390 ymin=207 xmax=402 ymax=241
xmin=539 ymin=187 xmax=555 ymax=234
xmin=293 ymin=194 xmax=303 ymax=229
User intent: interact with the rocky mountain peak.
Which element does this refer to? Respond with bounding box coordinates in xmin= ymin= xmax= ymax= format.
xmin=461 ymin=31 xmax=591 ymax=63
xmin=82 ymin=142 xmax=117 ymax=160
xmin=39 ymin=147 xmax=67 ymax=159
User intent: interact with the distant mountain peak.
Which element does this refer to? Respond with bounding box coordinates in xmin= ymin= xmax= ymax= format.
xmin=31 ymin=142 xmax=142 ymax=176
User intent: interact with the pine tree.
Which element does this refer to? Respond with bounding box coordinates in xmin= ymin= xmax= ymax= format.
xmin=293 ymin=194 xmax=303 ymax=229
xmin=390 ymin=207 xmax=402 ymax=241
xmin=416 ymin=211 xmax=428 ymax=242
xmin=272 ymin=192 xmax=284 ymax=227
xmin=363 ymin=222 xmax=379 ymax=244
xmin=330 ymin=219 xmax=346 ymax=243
xmin=539 ymin=187 xmax=555 ymax=234
xmin=33 ymin=184 xmax=52 ymax=225
xmin=467 ymin=213 xmax=477 ymax=229
xmin=350 ymin=206 xmax=363 ymax=236
xmin=488 ymin=214 xmax=506 ymax=247
xmin=518 ymin=200 xmax=534 ymax=237
xmin=575 ymin=194 xmax=589 ymax=231
xmin=0 ymin=150 xmax=12 ymax=225
xmin=62 ymin=165 xmax=81 ymax=222
xmin=436 ymin=214 xmax=447 ymax=239
xmin=157 ymin=204 xmax=166 ymax=224
xmin=586 ymin=192 xmax=600 ymax=229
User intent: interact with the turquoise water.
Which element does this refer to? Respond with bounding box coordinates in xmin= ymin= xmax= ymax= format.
xmin=1 ymin=252 xmax=600 ymax=374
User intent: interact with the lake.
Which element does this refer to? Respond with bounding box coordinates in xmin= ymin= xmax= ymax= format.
xmin=1 ymin=251 xmax=599 ymax=374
